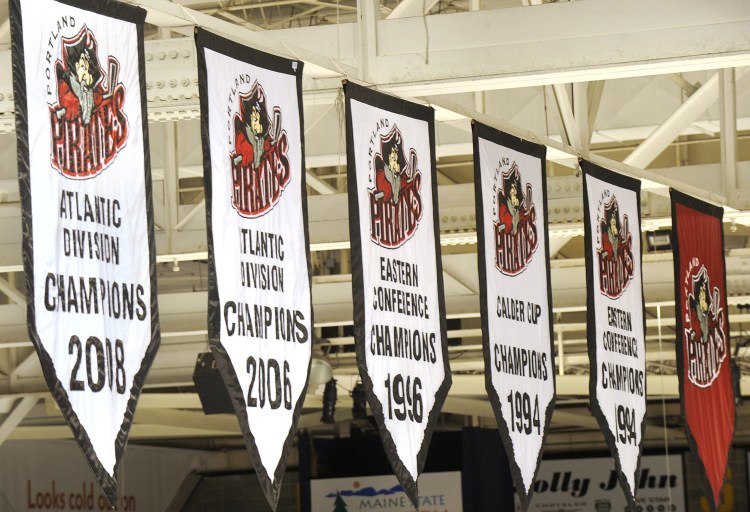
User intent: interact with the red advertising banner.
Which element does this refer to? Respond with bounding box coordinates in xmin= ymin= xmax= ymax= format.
xmin=671 ymin=190 xmax=735 ymax=511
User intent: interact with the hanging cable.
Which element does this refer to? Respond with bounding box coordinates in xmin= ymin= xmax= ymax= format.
xmin=657 ymin=305 xmax=673 ymax=509
xmin=422 ymin=0 xmax=430 ymax=64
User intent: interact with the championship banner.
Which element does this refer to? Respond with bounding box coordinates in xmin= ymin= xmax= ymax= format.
xmin=671 ymin=190 xmax=735 ymax=512
xmin=196 ymin=29 xmax=312 ymax=511
xmin=472 ymin=122 xmax=555 ymax=510
xmin=10 ymin=0 xmax=158 ymax=506
xmin=344 ymin=81 xmax=451 ymax=507
xmin=582 ymin=161 xmax=646 ymax=508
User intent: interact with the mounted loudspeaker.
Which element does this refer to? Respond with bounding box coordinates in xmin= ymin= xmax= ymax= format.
xmin=193 ymin=352 xmax=234 ymax=415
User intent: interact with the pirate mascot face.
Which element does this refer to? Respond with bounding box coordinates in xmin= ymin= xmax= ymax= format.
xmin=375 ymin=126 xmax=409 ymax=205
xmin=500 ymin=163 xmax=525 ymax=236
xmin=692 ymin=270 xmax=712 ymax=344
xmin=235 ymin=81 xmax=271 ymax=169
xmin=57 ymin=26 xmax=104 ymax=126
xmin=602 ymin=198 xmax=623 ymax=260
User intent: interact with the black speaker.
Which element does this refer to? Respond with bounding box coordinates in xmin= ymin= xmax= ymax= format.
xmin=192 ymin=352 xmax=234 ymax=415
xmin=351 ymin=382 xmax=367 ymax=419
xmin=321 ymin=378 xmax=337 ymax=424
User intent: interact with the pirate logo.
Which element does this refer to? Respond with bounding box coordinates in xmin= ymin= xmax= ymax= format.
xmin=369 ymin=125 xmax=423 ymax=248
xmin=684 ymin=265 xmax=727 ymax=387
xmin=230 ymin=81 xmax=290 ymax=218
xmin=50 ymin=25 xmax=128 ymax=178
xmin=494 ymin=162 xmax=538 ymax=275
xmin=597 ymin=196 xmax=634 ymax=298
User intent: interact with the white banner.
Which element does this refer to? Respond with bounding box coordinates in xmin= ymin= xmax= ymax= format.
xmin=473 ymin=123 xmax=555 ymax=510
xmin=582 ymin=162 xmax=647 ymax=507
xmin=195 ymin=28 xmax=312 ymax=510
xmin=311 ymin=472 xmax=462 ymax=512
xmin=11 ymin=0 xmax=157 ymax=505
xmin=518 ymin=454 xmax=684 ymax=512
xmin=344 ymin=82 xmax=451 ymax=506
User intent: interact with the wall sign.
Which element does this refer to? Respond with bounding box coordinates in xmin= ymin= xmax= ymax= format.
xmin=10 ymin=0 xmax=158 ymax=505
xmin=519 ymin=454 xmax=685 ymax=512
xmin=582 ymin=161 xmax=647 ymax=508
xmin=196 ymin=28 xmax=312 ymax=511
xmin=0 ymin=441 xmax=217 ymax=512
xmin=311 ymin=472 xmax=463 ymax=512
xmin=344 ymin=81 xmax=451 ymax=507
xmin=473 ymin=122 xmax=555 ymax=510
xmin=671 ymin=190 xmax=735 ymax=512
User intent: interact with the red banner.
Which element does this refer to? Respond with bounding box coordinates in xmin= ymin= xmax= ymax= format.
xmin=671 ymin=190 xmax=735 ymax=511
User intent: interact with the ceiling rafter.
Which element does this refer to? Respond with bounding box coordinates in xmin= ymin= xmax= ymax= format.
xmin=624 ymin=67 xmax=750 ymax=172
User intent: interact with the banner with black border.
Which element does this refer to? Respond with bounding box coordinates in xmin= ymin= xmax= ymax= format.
xmin=196 ymin=28 xmax=312 ymax=511
xmin=582 ymin=161 xmax=647 ymax=510
xmin=671 ymin=189 xmax=735 ymax=512
xmin=10 ymin=0 xmax=159 ymax=507
xmin=344 ymin=81 xmax=451 ymax=508
xmin=472 ymin=122 xmax=555 ymax=511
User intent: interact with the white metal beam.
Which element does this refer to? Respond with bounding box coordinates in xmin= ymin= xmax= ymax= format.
xmin=0 ymin=276 xmax=25 ymax=307
xmin=10 ymin=352 xmax=39 ymax=381
xmin=428 ymin=96 xmax=730 ymax=204
xmin=667 ymin=73 xmax=700 ymax=96
xmin=212 ymin=10 xmax=265 ymax=31
xmin=386 ymin=0 xmax=441 ymax=19
xmin=0 ymin=396 xmax=37 ymax=445
xmin=210 ymin=1 xmax=358 ymax=14
xmin=163 ymin=122 xmax=179 ymax=252
xmin=2 ymin=35 xmax=749 ymax=135
xmin=356 ymin=0 xmax=378 ymax=82
xmin=720 ymin=68 xmax=738 ymax=199
xmin=306 ymin=171 xmax=338 ymax=194
xmin=624 ymin=67 xmax=750 ymax=170
xmin=0 ymin=3 xmax=748 ymax=134
xmin=374 ymin=0 xmax=750 ymax=96
xmin=174 ymin=200 xmax=205 ymax=232
xmin=551 ymin=84 xmax=580 ymax=149
xmin=0 ymin=397 xmax=14 ymax=414
xmin=587 ymin=80 xmax=605 ymax=139
xmin=548 ymin=237 xmax=571 ymax=258
xmin=574 ymin=82 xmax=590 ymax=156
xmin=624 ymin=72 xmax=720 ymax=169
xmin=136 ymin=0 xmax=358 ymax=78
xmin=264 ymin=6 xmax=329 ymax=31
xmin=122 ymin=0 xmax=750 ymax=97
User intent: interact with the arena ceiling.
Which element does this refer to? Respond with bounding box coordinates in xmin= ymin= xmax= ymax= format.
xmin=0 ymin=0 xmax=749 ymax=456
